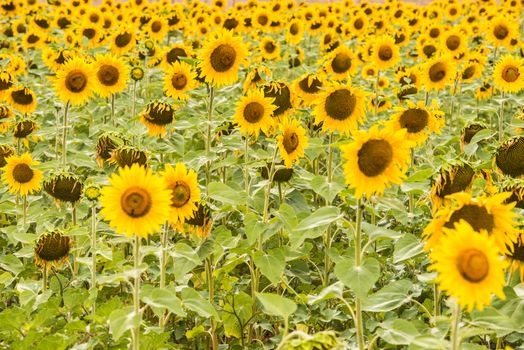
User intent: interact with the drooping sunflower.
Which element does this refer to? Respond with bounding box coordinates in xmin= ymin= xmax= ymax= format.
xmin=262 ymin=81 xmax=295 ymax=120
xmin=54 ymin=56 xmax=96 ymax=106
xmin=110 ymin=26 xmax=137 ymax=56
xmin=495 ymin=136 xmax=524 ymax=178
xmin=313 ymin=83 xmax=367 ymax=136
xmin=431 ymin=162 xmax=475 ymax=212
xmin=162 ymin=163 xmax=200 ymax=225
xmin=163 ymin=60 xmax=198 ymax=101
xmin=492 ymin=55 xmax=524 ymax=93
xmin=421 ymin=55 xmax=456 ymax=91
xmin=371 ymin=35 xmax=400 ymax=71
xmin=13 ymin=119 xmax=38 ymax=146
xmin=43 ymin=172 xmax=83 ymax=204
xmin=341 ymin=126 xmax=412 ymax=199
xmin=109 ymin=146 xmax=148 ymax=169
xmin=2 ymin=152 xmax=43 ymax=196
xmin=276 ymin=117 xmax=308 ymax=168
xmin=34 ymin=231 xmax=72 ymax=269
xmin=423 ymin=192 xmax=518 ymax=254
xmin=162 ymin=43 xmax=194 ymax=68
xmin=0 ymin=105 xmax=13 ymax=131
xmin=184 ymin=203 xmax=212 ymax=238
xmin=460 ymin=122 xmax=486 ymax=149
xmin=198 ymin=29 xmax=248 ymax=87
xmin=243 ymin=66 xmax=271 ymax=92
xmin=387 ymin=99 xmax=444 ymax=145
xmin=139 ymin=101 xmax=176 ymax=137
xmin=233 ymin=89 xmax=276 ymax=138
xmin=0 ymin=71 xmax=13 ymax=100
xmin=93 ymin=54 xmax=129 ymax=98
xmin=429 ymin=220 xmax=507 ymax=312
xmin=6 ymin=85 xmax=36 ymax=114
xmin=100 ymin=163 xmax=171 ymax=238
xmin=506 ymin=233 xmax=524 ymax=282
xmin=292 ymin=73 xmax=324 ymax=106
xmin=324 ymin=45 xmax=357 ymax=80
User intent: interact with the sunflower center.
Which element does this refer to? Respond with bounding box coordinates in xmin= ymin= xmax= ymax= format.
xmin=501 ymin=65 xmax=519 ymax=83
xmin=289 ymin=23 xmax=299 ymax=35
xmin=429 ymin=62 xmax=446 ymax=82
xmin=423 ymin=44 xmax=436 ymax=58
xmin=298 ymin=76 xmax=322 ymax=94
xmin=507 ymin=238 xmax=524 ymax=261
xmin=11 ymin=89 xmax=33 ymax=105
xmin=121 ymin=186 xmax=152 ymax=218
xmin=171 ymin=181 xmax=191 ymax=207
xmin=210 ymin=44 xmax=236 ymax=72
xmin=325 ymin=89 xmax=356 ymax=121
xmin=243 ymin=102 xmax=264 ymax=123
xmin=357 ymin=139 xmax=393 ymax=177
xmin=171 ymin=72 xmax=187 ymax=90
xmin=457 ymin=249 xmax=489 ymax=283
xmin=429 ymin=28 xmax=440 ymax=38
xmin=257 ymin=15 xmax=268 ymax=26
xmin=446 ymin=35 xmax=460 ymax=50
xmin=264 ymin=41 xmax=276 ymax=54
xmin=115 ymin=32 xmax=132 ymax=48
xmin=331 ymin=53 xmax=351 ymax=73
xmin=399 ymin=108 xmax=429 ymax=133
xmin=83 ymin=28 xmax=96 ymax=39
xmin=0 ymin=77 xmax=12 ymax=91
xmin=462 ymin=65 xmax=476 ymax=80
xmin=283 ymin=131 xmax=299 ymax=154
xmin=445 ymin=204 xmax=494 ymax=233
xmin=354 ymin=18 xmax=363 ymax=30
xmin=65 ymin=70 xmax=88 ymax=93
xmin=166 ymin=47 xmax=187 ymax=64
xmin=12 ymin=163 xmax=34 ymax=183
xmin=494 ymin=24 xmax=509 ymax=40
xmin=97 ymin=64 xmax=119 ymax=86
xmin=378 ymin=45 xmax=393 ymax=61
xmin=151 ymin=20 xmax=162 ymax=33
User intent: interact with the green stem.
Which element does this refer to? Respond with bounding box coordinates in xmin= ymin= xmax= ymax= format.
xmin=205 ymin=257 xmax=218 ymax=350
xmin=323 ymin=134 xmax=334 ymax=287
xmin=498 ymin=92 xmax=505 ymax=142
xmin=42 ymin=265 xmax=47 ymax=292
xmin=91 ymin=206 xmax=97 ymax=313
xmin=434 ymin=284 xmax=441 ymax=317
xmin=132 ymin=235 xmax=141 ymax=350
xmin=354 ymin=198 xmax=365 ymax=350
xmin=450 ymin=302 xmax=461 ymax=350
xmin=408 ymin=148 xmax=415 ymax=214
xmin=159 ymin=223 xmax=169 ymax=327
xmin=244 ymin=136 xmax=249 ymax=204
xmin=111 ymin=94 xmax=116 ymax=127
xmin=205 ymin=86 xmax=215 ymax=195
xmin=22 ymin=195 xmax=27 ymax=227
xmin=62 ymin=101 xmax=70 ymax=168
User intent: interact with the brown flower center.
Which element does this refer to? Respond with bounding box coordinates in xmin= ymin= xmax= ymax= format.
xmin=324 ymin=89 xmax=356 ymax=121
xmin=354 ymin=18 xmax=363 ymax=30
xmin=243 ymin=102 xmax=264 ymax=123
xmin=210 ymin=44 xmax=236 ymax=72
xmin=378 ymin=45 xmax=393 ymax=61
xmin=445 ymin=204 xmax=495 ymax=233
xmin=331 ymin=53 xmax=351 ymax=73
xmin=461 ymin=65 xmax=476 ymax=80
xmin=399 ymin=108 xmax=429 ymax=133
xmin=429 ymin=62 xmax=446 ymax=82
xmin=283 ymin=131 xmax=299 ymax=154
xmin=12 ymin=163 xmax=33 ymax=183
xmin=170 ymin=181 xmax=190 ymax=207
xmin=494 ymin=24 xmax=509 ymax=40
xmin=298 ymin=76 xmax=322 ymax=94
xmin=496 ymin=137 xmax=524 ymax=177
xmin=11 ymin=89 xmax=33 ymax=105
xmin=501 ymin=65 xmax=519 ymax=83
xmin=83 ymin=28 xmax=96 ymax=39
xmin=27 ymin=34 xmax=39 ymax=44
xmin=171 ymin=72 xmax=187 ymax=90
xmin=263 ymin=83 xmax=292 ymax=117
xmin=264 ymin=41 xmax=276 ymax=54
xmin=357 ymin=139 xmax=393 ymax=177
xmin=97 ymin=64 xmax=119 ymax=86
xmin=65 ymin=70 xmax=87 ymax=93
xmin=115 ymin=32 xmax=132 ymax=48
xmin=446 ymin=35 xmax=461 ymax=51
xmin=0 ymin=77 xmax=12 ymax=91
xmin=289 ymin=23 xmax=299 ymax=35
xmin=166 ymin=47 xmax=187 ymax=64
xmin=257 ymin=15 xmax=268 ymax=26
xmin=151 ymin=20 xmax=162 ymax=33
xmin=457 ymin=249 xmax=489 ymax=283
xmin=429 ymin=28 xmax=440 ymax=38
xmin=121 ymin=186 xmax=151 ymax=218
xmin=422 ymin=44 xmax=436 ymax=58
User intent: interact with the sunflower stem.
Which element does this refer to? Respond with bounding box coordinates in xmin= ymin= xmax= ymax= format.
xmin=408 ymin=148 xmax=415 ymax=214
xmin=132 ymin=235 xmax=141 ymax=350
xmin=42 ymin=265 xmax=47 ymax=292
xmin=205 ymin=256 xmax=218 ymax=350
xmin=90 ymin=205 xmax=97 ymax=313
xmin=61 ymin=101 xmax=70 ymax=168
xmin=244 ymin=136 xmax=250 ymax=206
xmin=354 ymin=198 xmax=365 ymax=350
xmin=159 ymin=223 xmax=169 ymax=328
xmin=323 ymin=133 xmax=334 ymax=287
xmin=498 ymin=92 xmax=505 ymax=143
xmin=22 ymin=195 xmax=27 ymax=227
xmin=111 ymin=94 xmax=116 ymax=127
xmin=434 ymin=284 xmax=441 ymax=317
xmin=132 ymin=81 xmax=137 ymax=145
xmin=205 ymin=86 xmax=215 ymax=196
xmin=450 ymin=301 xmax=461 ymax=350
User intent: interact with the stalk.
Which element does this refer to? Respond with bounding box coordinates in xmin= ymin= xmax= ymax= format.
xmin=22 ymin=195 xmax=27 ymax=227
xmin=205 ymin=86 xmax=215 ymax=193
xmin=111 ymin=94 xmax=116 ymax=127
xmin=205 ymin=257 xmax=218 ymax=350
xmin=132 ymin=235 xmax=141 ymax=350
xmin=498 ymin=92 xmax=505 ymax=142
xmin=450 ymin=302 xmax=461 ymax=350
xmin=354 ymin=198 xmax=365 ymax=350
xmin=62 ymin=101 xmax=70 ymax=168
xmin=91 ymin=205 xmax=97 ymax=313
xmin=323 ymin=133 xmax=334 ymax=287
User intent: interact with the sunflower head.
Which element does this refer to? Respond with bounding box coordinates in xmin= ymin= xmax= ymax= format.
xmin=371 ymin=35 xmax=400 ymax=70
xmin=260 ymin=161 xmax=294 ymax=183
xmin=130 ymin=66 xmax=144 ymax=81
xmin=43 ymin=172 xmax=84 ymax=204
xmin=431 ymin=162 xmax=475 ymax=211
xmin=35 ymin=230 xmax=72 ymax=269
xmin=54 ymin=55 xmax=96 ymax=106
xmin=109 ymin=145 xmax=148 ymax=169
xmin=423 ymin=55 xmax=456 ymax=91
xmin=7 ymin=85 xmax=37 ymax=114
xmin=163 ymin=60 xmax=197 ymax=101
xmin=84 ymin=183 xmax=101 ymax=202
xmin=262 ymin=81 xmax=294 ymax=119
xmin=276 ymin=117 xmax=308 ymax=168
xmin=93 ymin=54 xmax=129 ymax=98
xmin=185 ymin=203 xmax=212 ymax=239
xmin=506 ymin=233 xmax=524 ymax=282
xmin=0 ymin=144 xmax=15 ymax=167
xmin=1 ymin=152 xmax=43 ymax=196
xmin=493 ymin=55 xmax=524 ymax=93
xmin=496 ymin=136 xmax=524 ymax=178
xmin=461 ymin=123 xmax=486 ymax=145
xmin=293 ymin=73 xmax=324 ymax=106
xmin=96 ymin=131 xmax=127 ymax=166
xmin=162 ymin=163 xmax=201 ymax=225
xmin=234 ymin=88 xmax=276 ymax=138
xmin=140 ymin=101 xmax=176 ymax=137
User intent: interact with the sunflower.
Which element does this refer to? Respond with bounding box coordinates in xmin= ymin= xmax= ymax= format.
xmin=487 ymin=16 xmax=517 ymax=49
xmin=162 ymin=163 xmax=200 ymax=225
xmin=109 ymin=145 xmax=148 ymax=168
xmin=2 ymin=152 xmax=43 ymax=196
xmin=13 ymin=119 xmax=38 ymax=146
xmin=34 ymin=231 xmax=72 ymax=269
xmin=285 ymin=19 xmax=303 ymax=45
xmin=371 ymin=35 xmax=400 ymax=71
xmin=475 ymin=81 xmax=495 ymax=101
xmin=198 ymin=29 xmax=248 ymax=87
xmin=292 ymin=73 xmax=324 ymax=106
xmin=422 ymin=55 xmax=456 ymax=91
xmin=368 ymin=94 xmax=392 ymax=113
xmin=313 ymin=83 xmax=367 ymax=135
xmin=43 ymin=172 xmax=83 ymax=204
xmin=0 ymin=54 xmax=26 ymax=78
xmin=262 ymin=81 xmax=294 ymax=120
xmin=22 ymin=30 xmax=44 ymax=50
xmin=362 ymin=64 xmax=377 ymax=80
xmin=276 ymin=117 xmax=308 ymax=168
xmin=54 ymin=56 xmax=96 ymax=106
xmin=496 ymin=136 xmax=524 ymax=178
xmin=93 ymin=54 xmax=129 ymax=98
xmin=162 ymin=43 xmax=194 ymax=68
xmin=96 ymin=131 xmax=127 ymax=166
xmin=0 ymin=71 xmax=13 ymax=100
xmin=100 ymin=163 xmax=171 ymax=238
xmin=139 ymin=101 xmax=176 ymax=137
xmin=429 ymin=220 xmax=507 ymax=312
xmin=6 ymin=86 xmax=36 ymax=114
xmin=506 ymin=233 xmax=524 ymax=282
xmin=423 ymin=192 xmax=518 ymax=254
xmin=441 ymin=28 xmax=467 ymax=55
xmin=163 ymin=60 xmax=197 ymax=101
xmin=460 ymin=123 xmax=486 ymax=148
xmin=492 ymin=55 xmax=524 ymax=93
xmin=0 ymin=105 xmax=13 ymax=132
xmin=233 ymin=89 xmax=276 ymax=138
xmin=324 ymin=45 xmax=357 ymax=80
xmin=416 ymin=37 xmax=439 ymax=60
xmin=431 ymin=162 xmax=475 ymax=212
xmin=387 ymin=99 xmax=444 ymax=145
xmin=78 ymin=22 xmax=102 ymax=49
xmin=184 ymin=203 xmax=212 ymax=238
xmin=259 ymin=37 xmax=280 ymax=61
xmin=460 ymin=59 xmax=483 ymax=83
xmin=147 ymin=15 xmax=168 ymax=42
xmin=110 ymin=26 xmax=136 ymax=55
xmin=341 ymin=126 xmax=412 ymax=199
xmin=243 ymin=66 xmax=271 ymax=92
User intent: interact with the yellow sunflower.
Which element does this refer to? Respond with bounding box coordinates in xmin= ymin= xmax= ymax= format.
xmin=285 ymin=19 xmax=303 ymax=45
xmin=292 ymin=73 xmax=324 ymax=106
xmin=93 ymin=54 xmax=129 ymax=98
xmin=313 ymin=83 xmax=367 ymax=136
xmin=147 ymin=15 xmax=168 ymax=42
xmin=184 ymin=203 xmax=212 ymax=239
xmin=422 ymin=55 xmax=456 ymax=91
xmin=54 ymin=56 xmax=96 ymax=106
xmin=139 ymin=101 xmax=176 ymax=137
xmin=487 ymin=16 xmax=517 ymax=49
xmin=324 ymin=45 xmax=357 ymax=80
xmin=387 ymin=99 xmax=444 ymax=146
xmin=0 ymin=105 xmax=13 ymax=131
xmin=341 ymin=126 xmax=412 ymax=199
xmin=198 ymin=29 xmax=248 ymax=87
xmin=362 ymin=64 xmax=377 ymax=80
xmin=475 ymin=81 xmax=495 ymax=101
xmin=371 ymin=35 xmax=400 ymax=71
xmin=0 ymin=71 xmax=13 ymax=100
xmin=163 ymin=60 xmax=198 ymax=101
xmin=259 ymin=37 xmax=280 ymax=61
xmin=233 ymin=89 xmax=276 ymax=138
xmin=110 ymin=25 xmax=136 ymax=56
xmin=100 ymin=163 xmax=171 ymax=238
xmin=2 ymin=152 xmax=43 ymax=196
xmin=423 ymin=192 xmax=518 ymax=254
xmin=6 ymin=86 xmax=37 ymax=114
xmin=440 ymin=28 xmax=467 ymax=55
xmin=276 ymin=117 xmax=308 ymax=168
xmin=162 ymin=163 xmax=200 ymax=225
xmin=429 ymin=220 xmax=507 ymax=312
xmin=492 ymin=55 xmax=524 ymax=93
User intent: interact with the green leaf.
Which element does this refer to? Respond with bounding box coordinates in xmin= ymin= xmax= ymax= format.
xmin=310 ymin=175 xmax=345 ymax=203
xmin=307 ymin=282 xmax=344 ymax=305
xmin=253 ymin=248 xmax=286 ymax=285
xmin=208 ymin=182 xmax=246 ymax=206
xmin=393 ymin=234 xmax=424 ymax=263
xmin=109 ymin=306 xmax=140 ymax=341
xmin=181 ymin=287 xmax=219 ymax=319
xmin=0 ymin=255 xmax=24 ymax=275
xmin=334 ymin=257 xmax=380 ymax=298
xmin=141 ymin=286 xmax=186 ymax=317
xmin=405 ymin=168 xmax=433 ymax=182
xmin=378 ymin=319 xmax=420 ymax=345
xmin=223 ymin=292 xmax=253 ymax=338
xmin=362 ymin=280 xmax=413 ymax=312
xmin=256 ymin=292 xmax=297 ymax=319
xmin=294 ymin=206 xmax=341 ymax=231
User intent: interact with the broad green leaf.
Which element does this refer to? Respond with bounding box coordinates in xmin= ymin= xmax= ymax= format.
xmin=109 ymin=306 xmax=140 ymax=341
xmin=294 ymin=206 xmax=341 ymax=231
xmin=307 ymin=282 xmax=344 ymax=305
xmin=253 ymin=248 xmax=286 ymax=285
xmin=208 ymin=182 xmax=246 ymax=206
xmin=362 ymin=280 xmax=413 ymax=312
xmin=393 ymin=234 xmax=424 ymax=263
xmin=181 ymin=287 xmax=219 ymax=319
xmin=310 ymin=175 xmax=345 ymax=203
xmin=141 ymin=286 xmax=186 ymax=317
xmin=256 ymin=292 xmax=297 ymax=319
xmin=405 ymin=168 xmax=433 ymax=182
xmin=334 ymin=257 xmax=380 ymax=298
xmin=378 ymin=319 xmax=420 ymax=345
xmin=0 ymin=255 xmax=24 ymax=275
xmin=223 ymin=292 xmax=253 ymax=338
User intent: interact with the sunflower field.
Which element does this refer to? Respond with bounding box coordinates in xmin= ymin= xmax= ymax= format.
xmin=1 ymin=0 xmax=524 ymax=348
